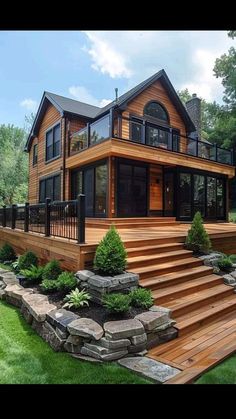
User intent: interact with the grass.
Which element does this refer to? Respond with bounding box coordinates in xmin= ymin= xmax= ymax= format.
xmin=195 ymin=354 xmax=236 ymax=384
xmin=0 ymin=301 xmax=152 ymax=384
xmin=0 ymin=262 xmax=11 ymax=270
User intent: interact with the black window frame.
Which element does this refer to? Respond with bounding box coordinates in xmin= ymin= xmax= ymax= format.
xmin=33 ymin=143 xmax=38 ymax=166
xmin=144 ymin=101 xmax=169 ymax=124
xmin=39 ymin=173 xmax=61 ymax=203
xmin=45 ymin=122 xmax=61 ymax=163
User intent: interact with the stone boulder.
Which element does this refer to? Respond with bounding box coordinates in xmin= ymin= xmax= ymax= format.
xmin=46 ymin=308 xmax=79 ymax=333
xmin=67 ymin=318 xmax=104 ymax=340
xmin=104 ymin=319 xmax=144 ymax=340
xmin=22 ymin=293 xmax=56 ymax=322
xmin=135 ymin=311 xmax=170 ymax=331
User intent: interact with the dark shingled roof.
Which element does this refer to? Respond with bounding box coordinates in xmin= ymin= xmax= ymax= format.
xmin=25 ymin=69 xmax=196 ymax=151
xmin=45 ymin=91 xmax=100 ymax=119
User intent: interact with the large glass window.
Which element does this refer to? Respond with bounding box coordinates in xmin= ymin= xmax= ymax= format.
xmin=95 ymin=165 xmax=108 ymax=217
xmin=33 ymin=144 xmax=38 ymax=166
xmin=144 ymin=101 xmax=169 ymax=122
xmin=46 ymin=123 xmax=61 ymax=161
xmin=179 ymin=173 xmax=191 ymax=218
xmin=146 ymin=125 xmax=170 ymax=149
xmin=90 ymin=115 xmax=110 ymax=145
xmin=217 ymin=178 xmax=224 ymax=218
xmin=70 ymin=128 xmax=88 ymax=155
xmin=39 ymin=174 xmax=61 ymax=202
xmin=131 ymin=119 xmax=144 ymax=143
xmin=193 ymin=175 xmax=205 ymax=217
xmin=207 ymin=177 xmax=217 ymax=218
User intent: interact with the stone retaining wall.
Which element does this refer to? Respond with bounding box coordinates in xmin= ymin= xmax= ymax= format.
xmin=0 ymin=269 xmax=178 ymax=362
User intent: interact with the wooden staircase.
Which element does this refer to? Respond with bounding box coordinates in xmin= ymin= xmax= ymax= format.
xmin=86 ymin=217 xmax=180 ymax=229
xmin=126 ymin=239 xmax=236 ymax=383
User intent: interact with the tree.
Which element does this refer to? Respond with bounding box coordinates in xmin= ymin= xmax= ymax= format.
xmin=0 ymin=124 xmax=28 ymax=205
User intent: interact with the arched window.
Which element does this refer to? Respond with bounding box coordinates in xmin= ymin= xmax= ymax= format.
xmin=144 ymin=101 xmax=169 ymax=122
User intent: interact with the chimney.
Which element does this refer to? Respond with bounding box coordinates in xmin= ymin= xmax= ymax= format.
xmin=185 ymin=93 xmax=201 ymax=140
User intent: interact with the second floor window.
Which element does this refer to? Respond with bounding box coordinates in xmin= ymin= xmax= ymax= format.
xmin=33 ymin=144 xmax=38 ymax=165
xmin=46 ymin=123 xmax=60 ymax=162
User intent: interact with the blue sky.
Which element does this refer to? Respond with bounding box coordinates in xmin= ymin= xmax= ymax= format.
xmin=0 ymin=31 xmax=234 ymax=128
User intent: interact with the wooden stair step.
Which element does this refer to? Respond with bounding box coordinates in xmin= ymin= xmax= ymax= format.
xmin=140 ymin=266 xmax=213 ymax=290
xmin=161 ymin=284 xmax=232 ymax=317
xmin=126 ymin=242 xmax=184 ymax=257
xmin=127 ymin=249 xmax=193 ymax=269
xmin=152 ymin=274 xmax=223 ymax=304
xmin=133 ymin=257 xmax=204 ymax=280
xmin=176 ymin=295 xmax=236 ymax=336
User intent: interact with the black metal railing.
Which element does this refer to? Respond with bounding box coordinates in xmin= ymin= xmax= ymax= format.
xmin=68 ymin=111 xmax=234 ymax=166
xmin=0 ymin=194 xmax=86 ymax=243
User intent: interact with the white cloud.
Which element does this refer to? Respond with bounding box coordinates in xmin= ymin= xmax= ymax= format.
xmin=81 ymin=31 xmax=233 ymax=103
xmin=20 ymin=98 xmax=38 ymax=112
xmin=83 ymin=31 xmax=132 ymax=79
xmin=68 ymin=85 xmax=111 ymax=108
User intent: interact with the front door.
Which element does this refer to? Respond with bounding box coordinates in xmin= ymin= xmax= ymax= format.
xmin=117 ymin=161 xmax=147 ymax=217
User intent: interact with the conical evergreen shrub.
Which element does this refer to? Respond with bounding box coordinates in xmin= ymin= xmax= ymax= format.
xmin=94 ymin=225 xmax=127 ymax=276
xmin=185 ymin=211 xmax=211 ymax=254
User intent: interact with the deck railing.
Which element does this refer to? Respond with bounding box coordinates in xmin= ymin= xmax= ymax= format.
xmin=0 ymin=194 xmax=86 ymax=243
xmin=69 ymin=112 xmax=234 ymax=166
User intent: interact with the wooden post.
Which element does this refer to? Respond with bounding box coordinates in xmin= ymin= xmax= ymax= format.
xmin=77 ymin=194 xmax=85 ymax=244
xmin=215 ymin=144 xmax=218 ymax=162
xmin=24 ymin=202 xmax=29 ymax=232
xmin=2 ymin=205 xmax=6 ymax=227
xmin=11 ymin=204 xmax=16 ymax=229
xmin=45 ymin=198 xmax=51 ymax=237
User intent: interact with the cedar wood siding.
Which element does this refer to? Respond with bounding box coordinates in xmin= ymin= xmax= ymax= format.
xmin=28 ymin=104 xmax=86 ymax=203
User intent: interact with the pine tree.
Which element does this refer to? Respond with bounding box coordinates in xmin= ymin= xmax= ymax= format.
xmin=185 ymin=212 xmax=211 ymax=254
xmin=94 ymin=225 xmax=127 ymax=275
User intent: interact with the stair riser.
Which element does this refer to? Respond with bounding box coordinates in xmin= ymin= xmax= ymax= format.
xmin=155 ymin=278 xmax=223 ymax=304
xmin=139 ymin=259 xmax=202 ymax=280
xmin=87 ymin=222 xmax=179 ymax=229
xmin=178 ymin=303 xmax=236 ymax=337
xmin=171 ymin=288 xmax=233 ymax=318
xmin=128 ymin=252 xmax=192 ymax=269
xmin=126 ymin=244 xmax=184 ymax=257
xmin=124 ymin=237 xmax=185 ymax=248
xmin=141 ymin=268 xmax=213 ymax=290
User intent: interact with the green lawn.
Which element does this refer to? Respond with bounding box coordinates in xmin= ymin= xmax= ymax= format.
xmin=195 ymin=355 xmax=236 ymax=384
xmin=0 ymin=301 xmax=151 ymax=384
xmin=0 ymin=262 xmax=11 ymax=270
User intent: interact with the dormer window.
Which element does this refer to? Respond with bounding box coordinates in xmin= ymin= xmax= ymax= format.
xmin=144 ymin=101 xmax=169 ymax=123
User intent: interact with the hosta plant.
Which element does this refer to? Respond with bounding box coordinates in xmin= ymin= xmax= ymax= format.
xmin=63 ymin=288 xmax=91 ymax=309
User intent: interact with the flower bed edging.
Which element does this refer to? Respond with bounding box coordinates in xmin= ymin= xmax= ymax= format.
xmin=0 ymin=269 xmax=178 ymax=362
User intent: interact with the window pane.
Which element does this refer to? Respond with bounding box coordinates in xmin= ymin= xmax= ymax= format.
xmin=179 ymin=173 xmax=191 ymax=218
xmin=46 ymin=129 xmax=53 ymax=146
xmin=90 ymin=115 xmax=110 ymax=145
xmin=172 ymin=131 xmax=179 ymax=152
xmin=33 ymin=144 xmax=38 ymax=165
xmin=53 ymin=176 xmax=61 ymax=201
xmin=159 ymin=129 xmax=169 ymax=149
xmin=95 ymin=165 xmax=107 ymax=217
xmin=193 ymin=175 xmax=205 ymax=217
xmin=84 ymin=168 xmax=94 ymax=217
xmin=39 ymin=180 xmax=45 ymax=203
xmin=53 ymin=124 xmax=60 ymax=157
xmin=131 ymin=121 xmax=144 ymax=143
xmin=144 ymin=102 xmax=168 ymax=121
xmin=146 ymin=126 xmax=159 ymax=147
xmin=217 ymin=178 xmax=224 ymax=218
xmin=54 ymin=140 xmax=60 ymax=157
xmin=46 ymin=129 xmax=53 ymax=161
xmin=207 ymin=177 xmax=216 ymax=218
xmin=45 ymin=178 xmax=53 ymax=200
xmin=70 ymin=128 xmax=88 ymax=154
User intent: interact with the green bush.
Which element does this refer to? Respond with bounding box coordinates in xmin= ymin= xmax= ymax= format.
xmin=185 ymin=212 xmax=211 ymax=254
xmin=42 ymin=259 xmax=62 ymax=281
xmin=40 ymin=279 xmax=58 ymax=293
xmin=56 ymin=272 xmax=77 ymax=292
xmin=20 ymin=265 xmax=44 ymax=283
xmin=18 ymin=251 xmax=38 ymax=270
xmin=63 ymin=288 xmax=91 ymax=309
xmin=11 ymin=259 xmax=20 ymax=272
xmin=217 ymin=257 xmax=233 ymax=272
xmin=94 ymin=225 xmax=127 ymax=275
xmin=229 ymin=254 xmax=236 ymax=264
xmin=0 ymin=244 xmax=16 ymax=262
xmin=102 ymin=293 xmax=131 ymax=314
xmin=130 ymin=288 xmax=154 ymax=309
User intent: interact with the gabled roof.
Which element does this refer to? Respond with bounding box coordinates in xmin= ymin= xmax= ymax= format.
xmin=25 ymin=69 xmax=196 ymax=152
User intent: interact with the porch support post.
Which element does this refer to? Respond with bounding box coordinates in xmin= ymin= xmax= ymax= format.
xmin=77 ymin=194 xmax=85 ymax=244
xmin=24 ymin=202 xmax=29 ymax=232
xmin=45 ymin=198 xmax=51 ymax=237
xmin=109 ymin=108 xmax=114 ymax=138
xmin=11 ymin=204 xmax=16 ymax=229
xmin=2 ymin=205 xmax=6 ymax=227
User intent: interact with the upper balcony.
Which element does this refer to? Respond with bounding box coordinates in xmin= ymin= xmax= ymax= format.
xmin=67 ymin=111 xmax=235 ymax=176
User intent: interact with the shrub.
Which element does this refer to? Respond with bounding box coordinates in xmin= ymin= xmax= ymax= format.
xmin=102 ymin=293 xmax=131 ymax=314
xmin=40 ymin=279 xmax=58 ymax=293
xmin=11 ymin=258 xmax=20 ymax=272
xmin=20 ymin=265 xmax=44 ymax=283
xmin=18 ymin=251 xmax=38 ymax=270
xmin=63 ymin=288 xmax=91 ymax=309
xmin=229 ymin=254 xmax=236 ymax=264
xmin=0 ymin=244 xmax=16 ymax=262
xmin=130 ymin=288 xmax=154 ymax=309
xmin=185 ymin=212 xmax=211 ymax=254
xmin=56 ymin=272 xmax=77 ymax=292
xmin=217 ymin=256 xmax=233 ymax=272
xmin=42 ymin=259 xmax=62 ymax=281
xmin=94 ymin=225 xmax=127 ymax=276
